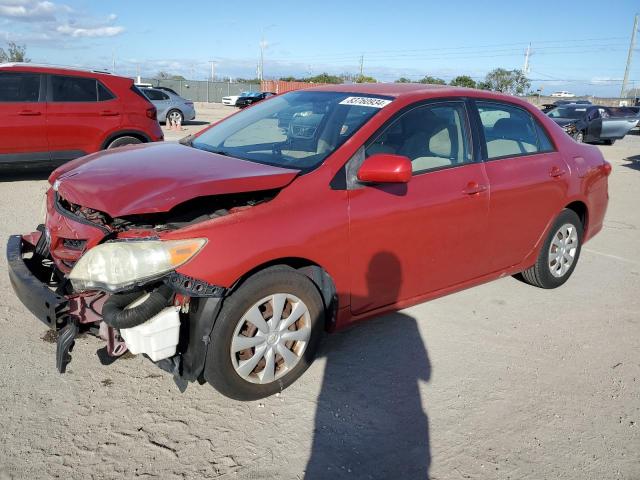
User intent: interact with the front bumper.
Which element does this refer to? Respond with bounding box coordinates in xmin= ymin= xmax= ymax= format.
xmin=7 ymin=234 xmax=68 ymax=329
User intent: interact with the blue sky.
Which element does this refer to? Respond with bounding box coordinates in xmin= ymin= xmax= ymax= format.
xmin=1 ymin=0 xmax=638 ymax=96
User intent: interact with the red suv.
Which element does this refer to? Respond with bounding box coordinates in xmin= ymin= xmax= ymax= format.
xmin=7 ymin=84 xmax=610 ymax=400
xmin=0 ymin=63 xmax=163 ymax=169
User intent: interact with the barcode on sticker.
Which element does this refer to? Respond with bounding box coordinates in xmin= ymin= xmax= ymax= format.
xmin=339 ymin=97 xmax=392 ymax=108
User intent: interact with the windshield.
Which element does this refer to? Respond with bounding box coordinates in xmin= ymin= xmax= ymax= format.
xmin=548 ymin=107 xmax=588 ymax=119
xmin=192 ymin=91 xmax=392 ymax=172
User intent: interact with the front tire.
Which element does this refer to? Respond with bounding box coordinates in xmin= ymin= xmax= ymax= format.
xmin=205 ymin=266 xmax=324 ymax=400
xmin=604 ymin=139 xmax=615 ymax=145
xmin=519 ymin=209 xmax=583 ymax=289
xmin=573 ymin=130 xmax=584 ymax=143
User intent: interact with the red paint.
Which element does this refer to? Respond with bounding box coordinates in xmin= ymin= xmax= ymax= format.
xmin=0 ymin=64 xmax=163 ymax=164
xmin=40 ymin=83 xmax=609 ymax=330
xmin=357 ymin=154 xmax=412 ymax=184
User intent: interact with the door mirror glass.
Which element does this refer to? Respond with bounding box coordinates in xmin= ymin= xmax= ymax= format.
xmin=357 ymin=153 xmax=412 ymax=184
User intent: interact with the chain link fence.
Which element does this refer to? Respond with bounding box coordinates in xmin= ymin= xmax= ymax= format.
xmin=139 ymin=78 xmax=260 ymax=103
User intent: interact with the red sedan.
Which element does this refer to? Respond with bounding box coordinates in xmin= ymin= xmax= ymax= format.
xmin=7 ymin=84 xmax=610 ymax=400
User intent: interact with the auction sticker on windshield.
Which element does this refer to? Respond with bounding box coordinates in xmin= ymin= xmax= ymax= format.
xmin=339 ymin=97 xmax=392 ymax=108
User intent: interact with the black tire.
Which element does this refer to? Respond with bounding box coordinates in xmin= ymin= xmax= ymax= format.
xmin=107 ymin=136 xmax=142 ymax=149
xmin=205 ymin=266 xmax=324 ymax=400
xmin=166 ymin=109 xmax=183 ymax=125
xmin=519 ymin=209 xmax=584 ymax=289
xmin=604 ymin=139 xmax=615 ymax=145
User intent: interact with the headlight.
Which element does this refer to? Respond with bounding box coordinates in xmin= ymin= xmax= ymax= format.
xmin=69 ymin=238 xmax=206 ymax=292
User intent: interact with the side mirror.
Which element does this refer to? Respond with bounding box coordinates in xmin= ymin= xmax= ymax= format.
xmin=357 ymin=153 xmax=412 ymax=184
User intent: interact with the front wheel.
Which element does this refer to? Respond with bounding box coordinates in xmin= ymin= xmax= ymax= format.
xmin=573 ymin=130 xmax=584 ymax=143
xmin=604 ymin=139 xmax=615 ymax=145
xmin=519 ymin=209 xmax=583 ymax=289
xmin=205 ymin=266 xmax=324 ymax=400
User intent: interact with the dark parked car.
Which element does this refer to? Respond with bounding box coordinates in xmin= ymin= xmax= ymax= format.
xmin=541 ymin=100 xmax=591 ymax=113
xmin=8 ymin=84 xmax=611 ymax=400
xmin=236 ymin=91 xmax=276 ymax=108
xmin=0 ymin=63 xmax=163 ymax=169
xmin=547 ymin=104 xmax=638 ymax=144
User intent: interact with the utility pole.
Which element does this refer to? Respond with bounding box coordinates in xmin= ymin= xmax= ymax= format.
xmin=359 ymin=54 xmax=364 ymax=78
xmin=621 ymin=14 xmax=638 ymax=98
xmin=523 ymin=43 xmax=531 ymax=74
xmin=208 ymin=60 xmax=216 ymax=81
xmin=111 ymin=50 xmax=116 ymax=74
xmin=259 ymin=36 xmax=267 ymax=81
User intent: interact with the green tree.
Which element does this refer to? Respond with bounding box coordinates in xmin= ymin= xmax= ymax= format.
xmin=418 ymin=75 xmax=446 ymax=85
xmin=0 ymin=42 xmax=29 ymax=62
xmin=482 ymin=68 xmax=530 ymax=95
xmin=279 ymin=76 xmax=298 ymax=82
xmin=305 ymin=72 xmax=343 ymax=84
xmin=449 ymin=75 xmax=476 ymax=88
xmin=354 ymin=74 xmax=377 ymax=83
xmin=395 ymin=77 xmax=412 ymax=83
xmin=155 ymin=71 xmax=186 ymax=81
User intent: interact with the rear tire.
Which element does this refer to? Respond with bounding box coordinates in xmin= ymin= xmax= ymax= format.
xmin=106 ymin=136 xmax=142 ymax=149
xmin=205 ymin=266 xmax=324 ymax=400
xmin=519 ymin=209 xmax=583 ymax=289
xmin=604 ymin=139 xmax=615 ymax=145
xmin=166 ymin=109 xmax=183 ymax=125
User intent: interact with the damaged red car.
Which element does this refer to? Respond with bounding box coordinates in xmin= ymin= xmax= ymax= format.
xmin=7 ymin=84 xmax=610 ymax=400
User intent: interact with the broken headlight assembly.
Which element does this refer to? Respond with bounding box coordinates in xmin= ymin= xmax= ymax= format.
xmin=68 ymin=238 xmax=206 ymax=293
xmin=563 ymin=123 xmax=577 ymax=135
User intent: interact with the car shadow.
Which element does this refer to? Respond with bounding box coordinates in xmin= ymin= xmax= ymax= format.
xmin=622 ymin=155 xmax=640 ymax=171
xmin=181 ymin=120 xmax=211 ymax=126
xmin=306 ymin=252 xmax=432 ymax=479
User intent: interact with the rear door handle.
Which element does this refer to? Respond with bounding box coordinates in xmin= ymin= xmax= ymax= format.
xmin=100 ymin=110 xmax=120 ymax=116
xmin=462 ymin=182 xmax=488 ymax=195
xmin=549 ymin=166 xmax=567 ymax=178
xmin=18 ymin=110 xmax=42 ymax=116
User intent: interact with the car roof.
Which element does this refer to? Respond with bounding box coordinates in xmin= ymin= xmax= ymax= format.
xmin=301 ymin=82 xmax=528 ymax=104
xmin=0 ymin=62 xmax=124 ymax=81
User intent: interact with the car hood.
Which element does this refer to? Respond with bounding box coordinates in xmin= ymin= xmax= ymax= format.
xmin=53 ymin=142 xmax=299 ymax=217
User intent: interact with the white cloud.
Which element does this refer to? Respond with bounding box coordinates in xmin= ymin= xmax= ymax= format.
xmin=0 ymin=0 xmax=61 ymax=21
xmin=56 ymin=24 xmax=124 ymax=38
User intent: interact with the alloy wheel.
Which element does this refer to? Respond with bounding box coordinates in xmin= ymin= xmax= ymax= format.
xmin=230 ymin=293 xmax=311 ymax=384
xmin=547 ymin=223 xmax=579 ymax=278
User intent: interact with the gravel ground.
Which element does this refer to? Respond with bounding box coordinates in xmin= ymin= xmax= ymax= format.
xmin=0 ymin=106 xmax=638 ymax=479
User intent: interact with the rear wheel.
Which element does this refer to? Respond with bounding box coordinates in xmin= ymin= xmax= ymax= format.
xmin=519 ymin=209 xmax=583 ymax=289
xmin=106 ymin=136 xmax=142 ymax=149
xmin=166 ymin=109 xmax=183 ymax=125
xmin=604 ymin=139 xmax=615 ymax=145
xmin=205 ymin=266 xmax=324 ymax=400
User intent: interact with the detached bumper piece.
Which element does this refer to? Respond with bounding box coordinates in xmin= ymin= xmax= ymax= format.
xmin=7 ymin=234 xmax=80 ymax=373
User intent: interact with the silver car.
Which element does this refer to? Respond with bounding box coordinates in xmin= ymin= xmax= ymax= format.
xmin=141 ymin=87 xmax=196 ymax=124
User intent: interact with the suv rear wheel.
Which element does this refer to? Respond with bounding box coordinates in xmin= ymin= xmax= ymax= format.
xmin=519 ymin=209 xmax=583 ymax=289
xmin=107 ymin=136 xmax=143 ymax=149
xmin=205 ymin=266 xmax=324 ymax=400
xmin=166 ymin=109 xmax=183 ymax=125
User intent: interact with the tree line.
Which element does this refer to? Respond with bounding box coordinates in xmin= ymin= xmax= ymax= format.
xmin=279 ymin=69 xmax=530 ymax=96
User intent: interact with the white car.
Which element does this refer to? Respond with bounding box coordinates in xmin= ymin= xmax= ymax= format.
xmin=222 ymin=91 xmax=253 ymax=106
xmin=550 ymin=91 xmax=576 ymax=98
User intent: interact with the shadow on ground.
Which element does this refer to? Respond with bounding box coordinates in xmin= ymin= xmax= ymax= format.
xmin=622 ymin=155 xmax=640 ymax=171
xmin=306 ymin=252 xmax=432 ymax=479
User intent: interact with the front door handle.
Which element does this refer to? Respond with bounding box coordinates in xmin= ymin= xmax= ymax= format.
xmin=549 ymin=166 xmax=567 ymax=178
xmin=462 ymin=182 xmax=488 ymax=195
xmin=18 ymin=110 xmax=42 ymax=116
xmin=100 ymin=110 xmax=120 ymax=116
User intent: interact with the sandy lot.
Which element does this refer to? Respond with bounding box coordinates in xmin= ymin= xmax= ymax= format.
xmin=0 ymin=105 xmax=638 ymax=479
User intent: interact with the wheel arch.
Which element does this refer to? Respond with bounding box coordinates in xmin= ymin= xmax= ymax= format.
xmin=229 ymin=257 xmax=338 ymax=330
xmin=101 ymin=130 xmax=152 ymax=150
xmin=564 ymin=200 xmax=589 ymax=235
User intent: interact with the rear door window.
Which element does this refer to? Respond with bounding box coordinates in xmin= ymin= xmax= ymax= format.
xmin=0 ymin=72 xmax=41 ymax=102
xmin=476 ymin=102 xmax=553 ymax=159
xmin=51 ymin=75 xmax=97 ymax=102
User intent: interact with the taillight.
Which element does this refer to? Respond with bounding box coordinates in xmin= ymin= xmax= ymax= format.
xmin=146 ymin=107 xmax=157 ymax=120
xmin=602 ymin=161 xmax=612 ymax=176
